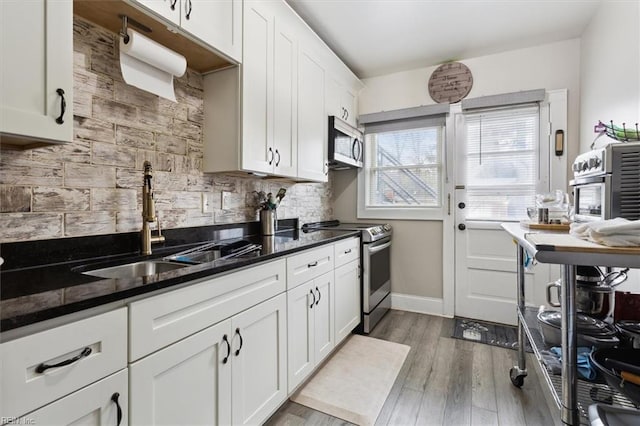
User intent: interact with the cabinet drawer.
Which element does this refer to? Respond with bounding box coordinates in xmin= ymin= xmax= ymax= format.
xmin=286 ymin=245 xmax=333 ymax=290
xmin=129 ymin=259 xmax=286 ymax=361
xmin=0 ymin=308 xmax=127 ymax=419
xmin=334 ymin=237 xmax=360 ymax=268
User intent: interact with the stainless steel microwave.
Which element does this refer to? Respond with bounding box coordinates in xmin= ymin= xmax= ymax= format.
xmin=328 ymin=116 xmax=363 ymax=170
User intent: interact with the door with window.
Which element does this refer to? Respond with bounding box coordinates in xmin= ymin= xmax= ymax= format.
xmin=454 ymin=105 xmax=550 ymax=325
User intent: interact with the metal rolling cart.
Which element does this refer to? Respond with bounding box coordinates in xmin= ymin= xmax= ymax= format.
xmin=502 ymin=223 xmax=640 ymax=425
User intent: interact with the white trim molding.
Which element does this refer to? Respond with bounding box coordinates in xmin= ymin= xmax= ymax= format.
xmin=390 ymin=293 xmax=450 ymax=317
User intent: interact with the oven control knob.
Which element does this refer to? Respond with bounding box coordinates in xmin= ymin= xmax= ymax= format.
xmin=572 ymin=163 xmax=580 ymax=172
xmin=581 ymin=161 xmax=589 ymax=171
xmin=588 ymin=157 xmax=599 ymax=168
xmin=383 ymin=224 xmax=391 ymax=231
xmin=371 ymin=229 xmax=378 ymax=235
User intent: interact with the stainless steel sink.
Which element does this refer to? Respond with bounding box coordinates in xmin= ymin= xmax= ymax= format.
xmin=81 ymin=260 xmax=187 ymax=279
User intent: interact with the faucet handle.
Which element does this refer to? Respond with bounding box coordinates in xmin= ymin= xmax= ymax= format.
xmin=156 ymin=216 xmax=162 ymax=236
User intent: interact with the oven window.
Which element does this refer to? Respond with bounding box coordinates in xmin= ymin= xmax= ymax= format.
xmin=369 ymin=244 xmax=391 ymax=294
xmin=576 ymin=184 xmax=602 ymax=216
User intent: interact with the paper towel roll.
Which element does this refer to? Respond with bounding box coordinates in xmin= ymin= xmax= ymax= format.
xmin=120 ymin=29 xmax=187 ymax=102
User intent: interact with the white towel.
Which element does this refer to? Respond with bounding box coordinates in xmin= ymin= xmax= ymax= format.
xmin=570 ymin=218 xmax=640 ymax=246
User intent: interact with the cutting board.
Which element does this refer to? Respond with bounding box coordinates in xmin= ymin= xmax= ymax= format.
xmin=520 ymin=221 xmax=570 ymax=231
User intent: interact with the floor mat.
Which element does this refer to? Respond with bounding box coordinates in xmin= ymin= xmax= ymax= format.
xmin=291 ymin=334 xmax=410 ymax=426
xmin=452 ymin=317 xmax=533 ymax=353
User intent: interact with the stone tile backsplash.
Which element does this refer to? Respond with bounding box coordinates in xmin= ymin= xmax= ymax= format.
xmin=0 ymin=16 xmax=332 ymax=243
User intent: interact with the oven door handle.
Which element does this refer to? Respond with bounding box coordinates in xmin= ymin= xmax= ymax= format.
xmin=367 ymin=241 xmax=391 ymax=254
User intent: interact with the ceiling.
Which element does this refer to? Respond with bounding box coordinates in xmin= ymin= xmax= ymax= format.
xmin=285 ymin=0 xmax=602 ymax=79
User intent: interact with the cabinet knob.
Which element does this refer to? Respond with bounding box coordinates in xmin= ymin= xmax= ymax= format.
xmin=111 ymin=393 xmax=123 ymax=426
xmin=234 ymin=328 xmax=243 ymax=356
xmin=222 ymin=334 xmax=231 ymax=364
xmin=185 ymin=0 xmax=192 ymax=19
xmin=36 ymin=346 xmax=91 ymax=373
xmin=55 ymin=88 xmax=66 ymax=125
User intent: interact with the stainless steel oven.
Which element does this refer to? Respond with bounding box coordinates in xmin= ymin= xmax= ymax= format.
xmin=571 ymin=142 xmax=640 ymax=222
xmin=301 ymin=221 xmax=392 ymax=333
xmin=362 ymin=236 xmax=391 ymax=333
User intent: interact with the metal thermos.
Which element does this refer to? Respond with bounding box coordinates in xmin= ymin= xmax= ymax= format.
xmin=260 ymin=210 xmax=277 ymax=235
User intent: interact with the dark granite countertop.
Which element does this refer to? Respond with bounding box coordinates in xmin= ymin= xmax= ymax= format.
xmin=0 ymin=220 xmax=359 ymax=333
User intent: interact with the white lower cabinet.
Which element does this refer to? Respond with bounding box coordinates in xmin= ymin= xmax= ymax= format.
xmin=25 ymin=369 xmax=128 ymax=426
xmin=129 ymin=319 xmax=232 ymax=425
xmin=334 ymin=259 xmax=361 ymax=343
xmin=129 ymin=293 xmax=287 ymax=426
xmin=232 ymin=293 xmax=288 ymax=425
xmin=287 ymin=271 xmax=335 ymax=392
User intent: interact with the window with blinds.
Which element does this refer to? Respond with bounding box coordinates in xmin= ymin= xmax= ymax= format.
xmin=364 ymin=125 xmax=443 ymax=208
xmin=464 ymin=106 xmax=539 ymax=221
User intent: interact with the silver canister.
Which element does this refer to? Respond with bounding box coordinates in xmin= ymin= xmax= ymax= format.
xmin=538 ymin=207 xmax=549 ymax=224
xmin=260 ymin=209 xmax=277 ymax=235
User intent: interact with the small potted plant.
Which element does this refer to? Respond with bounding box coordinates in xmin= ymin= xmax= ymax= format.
xmin=255 ymin=188 xmax=286 ymax=235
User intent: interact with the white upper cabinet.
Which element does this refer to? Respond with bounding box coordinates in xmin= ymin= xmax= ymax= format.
xmin=272 ymin=15 xmax=299 ymax=177
xmin=0 ymin=0 xmax=73 ymax=146
xmin=327 ymin=74 xmax=359 ymax=128
xmin=134 ymin=0 xmax=180 ymax=24
xmin=131 ymin=0 xmax=242 ymax=61
xmin=240 ymin=0 xmax=274 ymax=174
xmin=203 ymin=0 xmax=361 ymax=181
xmin=297 ymin=40 xmax=328 ymax=182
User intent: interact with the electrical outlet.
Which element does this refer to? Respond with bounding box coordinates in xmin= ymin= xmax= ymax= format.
xmin=202 ymin=193 xmax=213 ymax=213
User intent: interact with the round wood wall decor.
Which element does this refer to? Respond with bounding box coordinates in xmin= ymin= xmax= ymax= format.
xmin=428 ymin=62 xmax=473 ymax=103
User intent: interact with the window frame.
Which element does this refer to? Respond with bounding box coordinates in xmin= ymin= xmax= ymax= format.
xmin=357 ymin=120 xmax=447 ymax=221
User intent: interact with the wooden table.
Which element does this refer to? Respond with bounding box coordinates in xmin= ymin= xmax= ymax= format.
xmin=501 ymin=223 xmax=640 ymax=425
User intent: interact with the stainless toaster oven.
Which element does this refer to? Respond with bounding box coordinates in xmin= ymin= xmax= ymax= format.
xmin=570 ymin=142 xmax=640 ymax=222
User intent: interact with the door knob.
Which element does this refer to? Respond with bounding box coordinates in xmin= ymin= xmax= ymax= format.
xmin=458 ymin=202 xmax=465 ymax=209
xmin=458 ymin=223 xmax=466 ymax=231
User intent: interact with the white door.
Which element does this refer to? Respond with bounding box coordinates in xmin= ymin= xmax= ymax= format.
xmin=26 ymin=370 xmax=128 ymax=426
xmin=133 ymin=0 xmax=180 ymax=25
xmin=286 ymin=281 xmax=314 ymax=392
xmin=272 ymin=15 xmax=298 ymax=178
xmin=1 ymin=0 xmax=73 ymax=144
xmin=454 ymin=105 xmax=550 ymax=325
xmin=129 ymin=319 xmax=232 ymax=425
xmin=242 ymin=1 xmax=274 ymax=174
xmin=182 ymin=0 xmax=242 ymax=61
xmin=231 ymin=293 xmax=287 ymax=426
xmin=297 ymin=41 xmax=327 ymax=182
xmin=314 ymin=271 xmax=335 ymax=363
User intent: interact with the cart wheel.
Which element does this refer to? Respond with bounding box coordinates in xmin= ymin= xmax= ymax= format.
xmin=510 ymin=367 xmax=525 ymax=388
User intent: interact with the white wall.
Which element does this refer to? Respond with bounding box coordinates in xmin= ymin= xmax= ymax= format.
xmin=579 ymin=0 xmax=640 ymax=153
xmin=334 ymin=39 xmax=582 ymax=301
xmin=579 ymin=0 xmax=640 ymax=293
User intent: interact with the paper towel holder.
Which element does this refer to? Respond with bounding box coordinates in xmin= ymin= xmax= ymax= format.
xmin=119 ymin=14 xmax=152 ymax=44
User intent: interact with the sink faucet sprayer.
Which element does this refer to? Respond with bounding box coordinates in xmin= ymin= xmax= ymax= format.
xmin=141 ymin=161 xmax=165 ymax=255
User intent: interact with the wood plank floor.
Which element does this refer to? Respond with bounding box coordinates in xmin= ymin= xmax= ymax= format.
xmin=265 ymin=310 xmax=560 ymax=426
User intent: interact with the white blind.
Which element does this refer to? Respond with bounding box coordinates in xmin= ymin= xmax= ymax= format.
xmin=464 ymin=106 xmax=539 ymax=221
xmin=365 ymin=126 xmax=443 ymax=207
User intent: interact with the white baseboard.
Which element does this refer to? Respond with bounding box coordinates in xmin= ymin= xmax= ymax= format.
xmin=390 ymin=293 xmax=447 ymax=317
